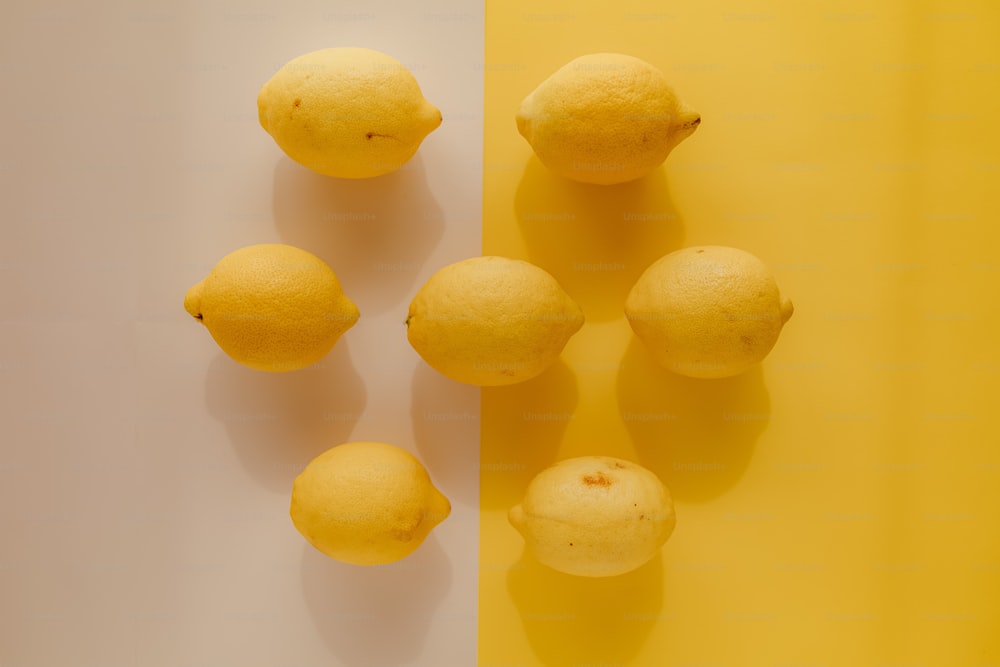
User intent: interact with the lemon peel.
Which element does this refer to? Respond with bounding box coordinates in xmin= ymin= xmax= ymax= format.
xmin=258 ymin=47 xmax=441 ymax=178
xmin=291 ymin=442 xmax=451 ymax=566
xmin=406 ymin=256 xmax=584 ymax=386
xmin=184 ymin=244 xmax=359 ymax=372
xmin=509 ymin=456 xmax=676 ymax=577
xmin=517 ymin=53 xmax=700 ymax=185
xmin=625 ymin=245 xmax=793 ymax=378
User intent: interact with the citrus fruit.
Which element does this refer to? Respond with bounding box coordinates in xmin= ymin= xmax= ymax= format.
xmin=257 ymin=47 xmax=442 ymax=178
xmin=406 ymin=256 xmax=584 ymax=386
xmin=509 ymin=456 xmax=676 ymax=577
xmin=516 ymin=52 xmax=700 ymax=185
xmin=290 ymin=441 xmax=451 ymax=566
xmin=184 ymin=243 xmax=359 ymax=372
xmin=625 ymin=245 xmax=794 ymax=379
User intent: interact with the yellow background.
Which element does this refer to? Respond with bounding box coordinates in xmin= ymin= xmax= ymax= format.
xmin=481 ymin=1 xmax=1000 ymax=665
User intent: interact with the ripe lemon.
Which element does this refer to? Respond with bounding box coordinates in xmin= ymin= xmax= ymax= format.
xmin=509 ymin=456 xmax=676 ymax=577
xmin=625 ymin=245 xmax=794 ymax=379
xmin=257 ymin=47 xmax=442 ymax=179
xmin=290 ymin=441 xmax=451 ymax=566
xmin=516 ymin=53 xmax=701 ymax=185
xmin=184 ymin=244 xmax=359 ymax=372
xmin=406 ymin=256 xmax=584 ymax=386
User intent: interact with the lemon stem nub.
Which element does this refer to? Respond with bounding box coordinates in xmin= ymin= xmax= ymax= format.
xmin=184 ymin=280 xmax=205 ymax=323
xmin=780 ymin=299 xmax=795 ymax=324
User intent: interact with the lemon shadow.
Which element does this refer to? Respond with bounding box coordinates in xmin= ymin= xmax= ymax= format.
xmin=410 ymin=361 xmax=480 ymax=508
xmin=507 ymin=549 xmax=665 ymax=666
xmin=300 ymin=532 xmax=452 ymax=666
xmin=514 ymin=156 xmax=685 ymax=322
xmin=203 ymin=339 xmax=366 ymax=492
xmin=479 ymin=359 xmax=579 ymax=510
xmin=616 ymin=338 xmax=770 ymax=502
xmin=272 ymin=153 xmax=445 ymax=315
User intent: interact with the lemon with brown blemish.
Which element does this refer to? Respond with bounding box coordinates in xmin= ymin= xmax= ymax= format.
xmin=258 ymin=47 xmax=442 ymax=178
xmin=509 ymin=456 xmax=676 ymax=577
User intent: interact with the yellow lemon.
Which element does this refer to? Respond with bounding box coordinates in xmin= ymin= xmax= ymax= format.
xmin=406 ymin=256 xmax=584 ymax=386
xmin=516 ymin=53 xmax=701 ymax=185
xmin=625 ymin=245 xmax=794 ymax=379
xmin=509 ymin=456 xmax=676 ymax=577
xmin=290 ymin=441 xmax=451 ymax=566
xmin=184 ymin=244 xmax=359 ymax=372
xmin=257 ymin=47 xmax=442 ymax=178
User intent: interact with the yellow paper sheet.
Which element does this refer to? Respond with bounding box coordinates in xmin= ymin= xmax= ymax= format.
xmin=481 ymin=1 xmax=1000 ymax=664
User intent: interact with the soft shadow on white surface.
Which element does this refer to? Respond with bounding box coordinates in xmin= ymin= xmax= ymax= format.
xmin=203 ymin=340 xmax=367 ymax=492
xmin=410 ymin=361 xmax=480 ymax=508
xmin=272 ymin=153 xmax=445 ymax=315
xmin=300 ymin=533 xmax=452 ymax=666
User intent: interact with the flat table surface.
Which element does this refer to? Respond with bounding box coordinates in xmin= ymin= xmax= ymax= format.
xmin=1 ymin=2 xmax=482 ymax=666
xmin=480 ymin=2 xmax=1000 ymax=665
xmin=2 ymin=1 xmax=999 ymax=666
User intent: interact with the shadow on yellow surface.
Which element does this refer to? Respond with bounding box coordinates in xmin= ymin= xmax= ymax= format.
xmin=507 ymin=548 xmax=665 ymax=666
xmin=514 ymin=156 xmax=685 ymax=322
xmin=616 ymin=338 xmax=770 ymax=502
xmin=203 ymin=340 xmax=366 ymax=492
xmin=300 ymin=533 xmax=452 ymax=666
xmin=480 ymin=359 xmax=579 ymax=510
xmin=411 ymin=360 xmax=480 ymax=508
xmin=271 ymin=153 xmax=445 ymax=315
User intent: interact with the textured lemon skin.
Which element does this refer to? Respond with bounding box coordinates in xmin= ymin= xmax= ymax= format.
xmin=406 ymin=256 xmax=584 ymax=386
xmin=258 ymin=47 xmax=442 ymax=179
xmin=184 ymin=244 xmax=359 ymax=372
xmin=509 ymin=456 xmax=676 ymax=577
xmin=290 ymin=442 xmax=451 ymax=566
xmin=516 ymin=53 xmax=700 ymax=185
xmin=625 ymin=245 xmax=794 ymax=379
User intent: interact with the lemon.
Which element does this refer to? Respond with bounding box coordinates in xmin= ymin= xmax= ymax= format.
xmin=184 ymin=244 xmax=359 ymax=372
xmin=406 ymin=256 xmax=584 ymax=386
xmin=290 ymin=441 xmax=450 ymax=566
xmin=516 ymin=53 xmax=701 ymax=185
xmin=625 ymin=245 xmax=794 ymax=379
xmin=257 ymin=47 xmax=442 ymax=179
xmin=509 ymin=456 xmax=676 ymax=577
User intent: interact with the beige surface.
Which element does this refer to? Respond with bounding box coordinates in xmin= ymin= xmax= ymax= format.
xmin=0 ymin=2 xmax=482 ymax=665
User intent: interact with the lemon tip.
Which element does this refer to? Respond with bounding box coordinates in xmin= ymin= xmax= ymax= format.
xmin=515 ymin=111 xmax=530 ymax=139
xmin=508 ymin=504 xmax=525 ymax=530
xmin=780 ymin=298 xmax=794 ymax=324
xmin=183 ymin=281 xmax=205 ymax=322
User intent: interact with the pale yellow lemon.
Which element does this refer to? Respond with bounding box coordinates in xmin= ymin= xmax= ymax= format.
xmin=516 ymin=53 xmax=700 ymax=185
xmin=184 ymin=244 xmax=359 ymax=372
xmin=625 ymin=245 xmax=794 ymax=379
xmin=509 ymin=456 xmax=676 ymax=577
xmin=290 ymin=441 xmax=451 ymax=566
xmin=406 ymin=256 xmax=584 ymax=386
xmin=258 ymin=47 xmax=442 ymax=178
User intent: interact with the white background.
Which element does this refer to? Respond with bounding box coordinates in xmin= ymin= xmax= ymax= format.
xmin=1 ymin=1 xmax=483 ymax=665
